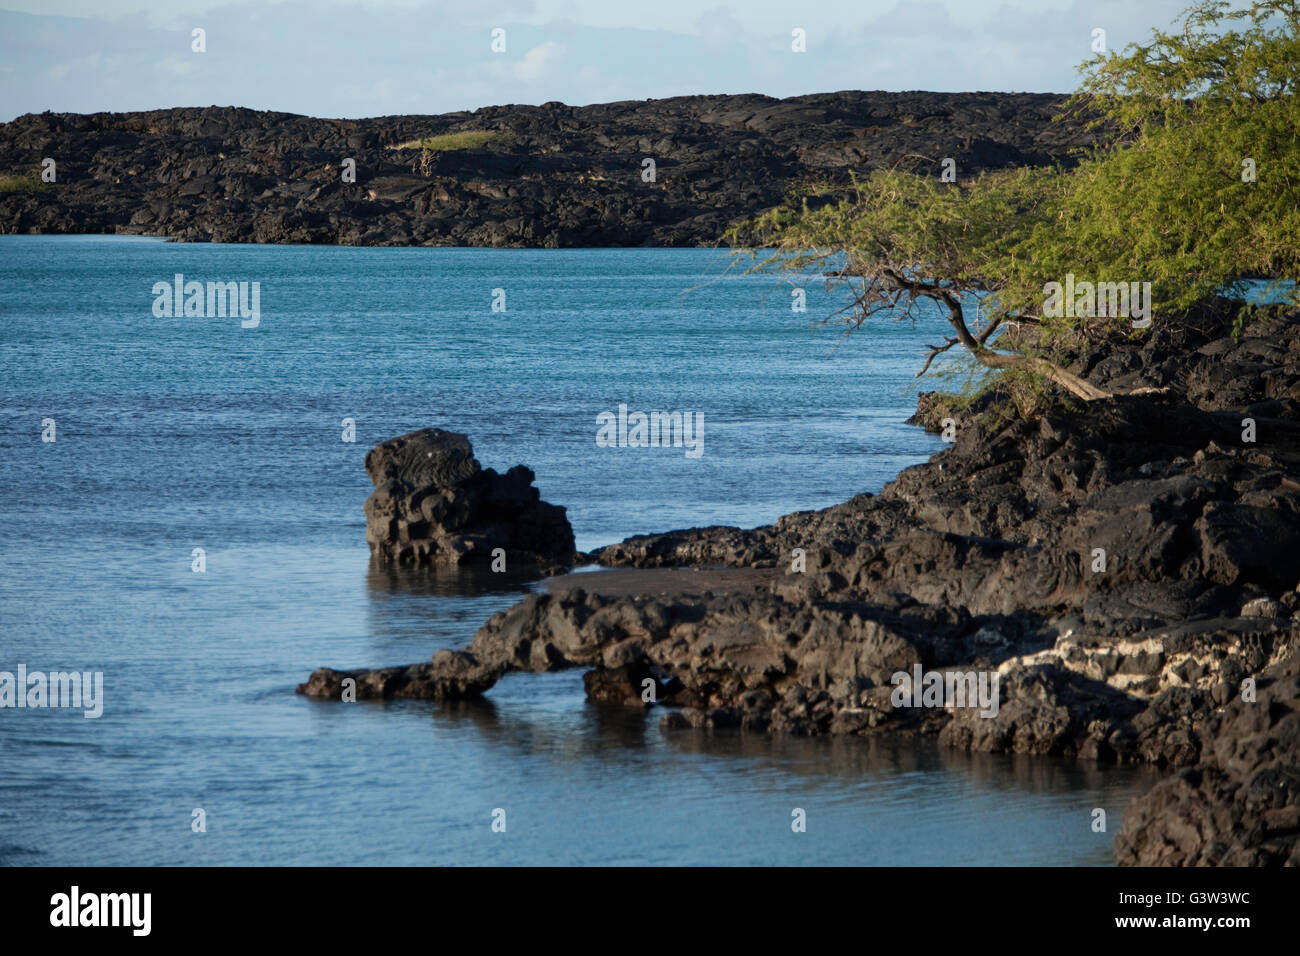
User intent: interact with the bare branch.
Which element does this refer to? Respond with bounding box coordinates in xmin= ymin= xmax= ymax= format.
xmin=917 ymin=337 xmax=959 ymax=377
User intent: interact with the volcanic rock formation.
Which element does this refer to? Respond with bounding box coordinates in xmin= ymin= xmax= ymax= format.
xmin=302 ymin=300 xmax=1300 ymax=865
xmin=363 ymin=428 xmax=575 ymax=571
xmin=0 ymin=92 xmax=1108 ymax=246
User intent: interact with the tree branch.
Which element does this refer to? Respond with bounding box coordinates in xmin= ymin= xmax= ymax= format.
xmin=917 ymin=337 xmax=959 ymax=377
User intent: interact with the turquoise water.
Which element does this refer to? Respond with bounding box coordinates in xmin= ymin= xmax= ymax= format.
xmin=0 ymin=236 xmax=1156 ymax=865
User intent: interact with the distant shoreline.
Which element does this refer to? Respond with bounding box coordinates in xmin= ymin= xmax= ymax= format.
xmin=0 ymin=91 xmax=1106 ymax=247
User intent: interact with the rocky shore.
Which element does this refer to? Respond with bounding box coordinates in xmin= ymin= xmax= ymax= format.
xmin=299 ymin=299 xmax=1300 ymax=865
xmin=0 ymin=92 xmax=1105 ymax=246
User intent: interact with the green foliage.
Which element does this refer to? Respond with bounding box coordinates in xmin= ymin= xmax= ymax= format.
xmin=915 ymin=360 xmax=1069 ymax=431
xmin=390 ymin=131 xmax=507 ymax=152
xmin=734 ymin=1 xmax=1300 ymax=393
xmin=731 ymin=164 xmax=1061 ymax=333
xmin=1075 ymin=1 xmax=1300 ymax=129
xmin=0 ymin=173 xmax=50 ymax=194
xmin=1020 ymin=0 xmax=1300 ymax=319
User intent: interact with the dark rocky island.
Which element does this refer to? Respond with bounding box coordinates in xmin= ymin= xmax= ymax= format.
xmin=300 ymin=299 xmax=1300 ymax=866
xmin=0 ymin=92 xmax=1104 ymax=246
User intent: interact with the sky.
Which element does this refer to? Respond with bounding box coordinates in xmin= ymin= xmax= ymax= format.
xmin=0 ymin=0 xmax=1202 ymax=121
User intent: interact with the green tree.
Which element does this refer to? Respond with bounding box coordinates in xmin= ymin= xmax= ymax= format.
xmin=739 ymin=1 xmax=1300 ymax=401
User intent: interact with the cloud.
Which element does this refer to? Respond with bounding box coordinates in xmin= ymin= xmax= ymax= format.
xmin=514 ymin=40 xmax=563 ymax=81
xmin=695 ymin=7 xmax=744 ymax=48
xmin=158 ymin=53 xmax=198 ymax=76
xmin=0 ymin=0 xmax=1194 ymax=121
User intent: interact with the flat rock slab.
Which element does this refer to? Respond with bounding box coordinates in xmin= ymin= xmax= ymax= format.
xmin=543 ymin=566 xmax=779 ymax=599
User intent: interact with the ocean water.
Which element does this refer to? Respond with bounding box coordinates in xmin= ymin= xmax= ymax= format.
xmin=0 ymin=235 xmax=1157 ymax=865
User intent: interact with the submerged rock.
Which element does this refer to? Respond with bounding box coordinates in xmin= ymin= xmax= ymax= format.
xmin=297 ymin=649 xmax=504 ymax=701
xmin=362 ymin=428 xmax=575 ymax=571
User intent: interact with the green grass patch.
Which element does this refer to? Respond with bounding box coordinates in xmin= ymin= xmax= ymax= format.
xmin=389 ymin=130 xmax=507 ymax=152
xmin=0 ymin=173 xmax=51 ymax=194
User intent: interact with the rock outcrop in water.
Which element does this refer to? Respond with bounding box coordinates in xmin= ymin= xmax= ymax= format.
xmin=301 ymin=299 xmax=1300 ymax=865
xmin=363 ymin=428 xmax=575 ymax=571
xmin=0 ymin=92 xmax=1107 ymax=246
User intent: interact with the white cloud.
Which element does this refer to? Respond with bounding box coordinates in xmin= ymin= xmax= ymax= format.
xmin=0 ymin=0 xmax=1194 ymax=120
xmin=158 ymin=53 xmax=198 ymax=76
xmin=514 ymin=40 xmax=563 ymax=81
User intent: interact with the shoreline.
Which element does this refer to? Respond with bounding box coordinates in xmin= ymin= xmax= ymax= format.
xmin=0 ymin=93 xmax=1105 ymax=247
xmin=299 ymin=295 xmax=1300 ymax=865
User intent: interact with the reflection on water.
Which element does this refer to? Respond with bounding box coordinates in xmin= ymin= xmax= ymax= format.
xmin=336 ymin=679 xmax=1165 ymax=866
xmin=430 ymin=687 xmax=1157 ymax=800
xmin=351 ymin=547 xmax=1163 ymax=867
xmin=366 ymin=561 xmax=552 ymax=600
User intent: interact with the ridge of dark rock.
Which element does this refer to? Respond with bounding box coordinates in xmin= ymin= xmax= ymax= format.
xmin=0 ymin=92 xmax=1105 ymax=246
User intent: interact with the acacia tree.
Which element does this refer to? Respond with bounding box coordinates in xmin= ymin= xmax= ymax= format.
xmin=739 ymin=1 xmax=1300 ymax=402
xmin=1017 ymin=0 xmax=1300 ymax=318
xmin=737 ymin=165 xmax=1117 ymax=400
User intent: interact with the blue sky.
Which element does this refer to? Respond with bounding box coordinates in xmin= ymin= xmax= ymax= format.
xmin=1 ymin=0 xmax=1199 ymax=120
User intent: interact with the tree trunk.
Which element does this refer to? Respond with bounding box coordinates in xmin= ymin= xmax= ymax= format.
xmin=972 ymin=349 xmax=1114 ymax=401
xmin=934 ymin=288 xmax=1114 ymax=401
